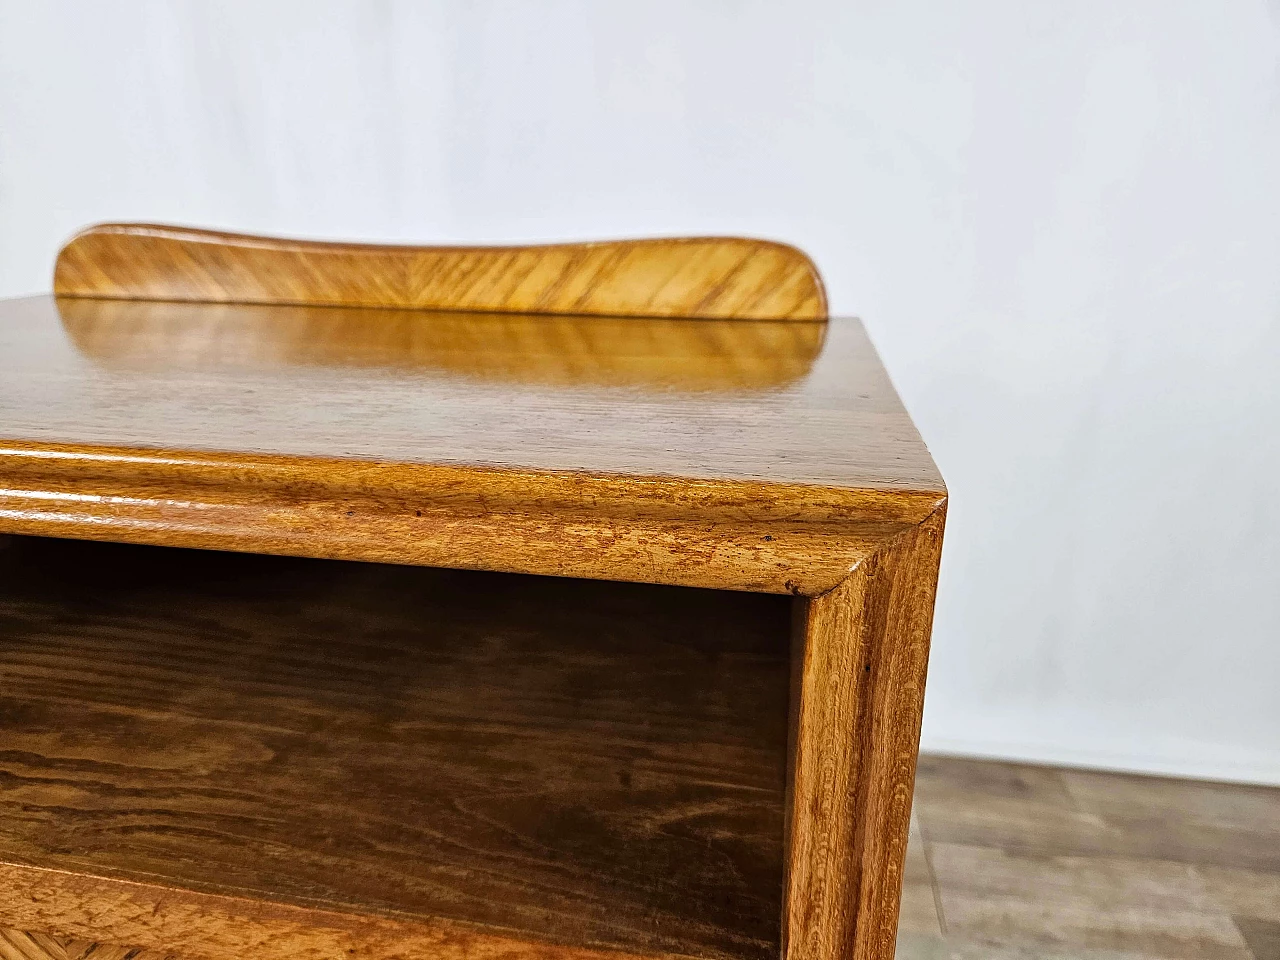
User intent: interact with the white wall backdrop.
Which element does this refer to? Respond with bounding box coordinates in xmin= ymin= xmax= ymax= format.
xmin=2 ymin=1 xmax=1278 ymax=783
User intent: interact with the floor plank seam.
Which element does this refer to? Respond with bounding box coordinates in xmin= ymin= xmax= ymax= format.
xmin=914 ymin=816 xmax=948 ymax=936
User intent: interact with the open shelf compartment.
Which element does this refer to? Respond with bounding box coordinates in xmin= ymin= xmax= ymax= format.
xmin=0 ymin=534 xmax=791 ymax=960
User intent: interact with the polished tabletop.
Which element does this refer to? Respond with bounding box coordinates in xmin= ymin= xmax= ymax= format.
xmin=0 ymin=295 xmax=943 ymax=592
xmin=0 ymin=295 xmax=941 ymax=493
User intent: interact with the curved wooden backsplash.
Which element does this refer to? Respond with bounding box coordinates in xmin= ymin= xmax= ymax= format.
xmin=54 ymin=223 xmax=827 ymax=320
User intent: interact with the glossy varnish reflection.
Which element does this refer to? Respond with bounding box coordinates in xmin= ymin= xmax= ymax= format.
xmin=0 ymin=226 xmax=946 ymax=960
xmin=58 ymin=296 xmax=827 ymax=391
xmin=0 ymin=294 xmax=940 ymax=594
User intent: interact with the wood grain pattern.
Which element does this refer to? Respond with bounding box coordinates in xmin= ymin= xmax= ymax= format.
xmin=0 ymin=438 xmax=923 ymax=596
xmin=4 ymin=294 xmax=941 ymax=490
xmin=0 ymin=537 xmax=789 ymax=960
xmin=0 ymin=866 xmax=685 ymax=960
xmin=54 ymin=224 xmax=827 ymax=321
xmin=901 ymin=756 xmax=1280 ymax=960
xmin=57 ymin=297 xmax=827 ymax=391
xmin=1 ymin=226 xmax=947 ymax=960
xmin=0 ymin=929 xmax=68 ymax=960
xmin=1 ymin=927 xmax=177 ymax=960
xmin=785 ymin=506 xmax=946 ymax=960
xmin=0 ymin=295 xmax=943 ymax=594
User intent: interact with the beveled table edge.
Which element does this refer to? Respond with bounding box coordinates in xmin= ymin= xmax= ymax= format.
xmin=0 ymin=439 xmax=945 ymax=595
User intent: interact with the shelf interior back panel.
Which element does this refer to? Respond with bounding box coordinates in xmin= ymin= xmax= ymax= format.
xmin=0 ymin=535 xmax=790 ymax=960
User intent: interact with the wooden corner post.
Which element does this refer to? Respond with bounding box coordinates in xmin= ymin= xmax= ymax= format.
xmin=785 ymin=505 xmax=946 ymax=960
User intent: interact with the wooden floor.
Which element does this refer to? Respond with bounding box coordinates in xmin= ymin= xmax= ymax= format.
xmin=897 ymin=756 xmax=1280 ymax=960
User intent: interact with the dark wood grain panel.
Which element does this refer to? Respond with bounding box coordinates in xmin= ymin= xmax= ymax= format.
xmin=0 ymin=536 xmax=791 ymax=960
xmin=54 ymin=224 xmax=827 ymax=321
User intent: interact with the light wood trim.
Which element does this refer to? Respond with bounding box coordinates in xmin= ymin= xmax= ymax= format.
xmin=785 ymin=505 xmax=946 ymax=960
xmin=0 ymin=864 xmax=688 ymax=960
xmin=0 ymin=440 xmax=941 ymax=596
xmin=1 ymin=927 xmax=177 ymax=960
xmin=0 ymin=928 xmax=69 ymax=960
xmin=53 ymin=224 xmax=827 ymax=320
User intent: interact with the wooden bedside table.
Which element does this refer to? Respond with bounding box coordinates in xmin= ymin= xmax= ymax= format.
xmin=0 ymin=225 xmax=945 ymax=960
